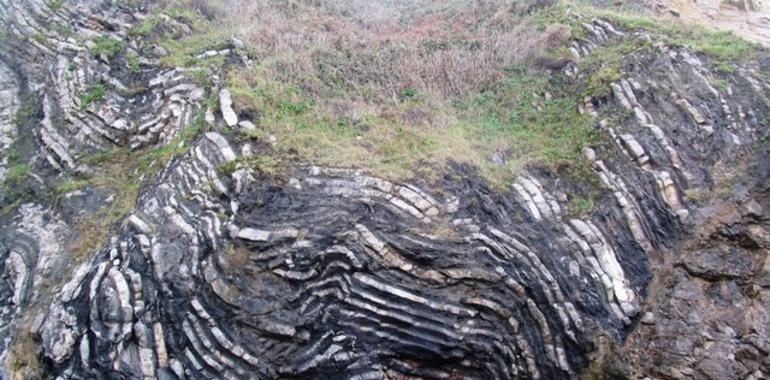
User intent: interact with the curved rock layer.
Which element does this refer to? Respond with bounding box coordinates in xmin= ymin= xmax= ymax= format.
xmin=0 ymin=0 xmax=208 ymax=170
xmin=0 ymin=1 xmax=768 ymax=379
xmin=47 ymin=151 xmax=648 ymax=379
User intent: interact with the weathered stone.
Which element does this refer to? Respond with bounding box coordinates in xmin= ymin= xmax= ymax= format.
xmin=219 ymin=89 xmax=238 ymax=127
xmin=238 ymin=120 xmax=256 ymax=132
xmin=237 ymin=228 xmax=270 ymax=242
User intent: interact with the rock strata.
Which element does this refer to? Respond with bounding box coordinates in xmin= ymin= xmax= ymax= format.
xmin=0 ymin=1 xmax=768 ymax=379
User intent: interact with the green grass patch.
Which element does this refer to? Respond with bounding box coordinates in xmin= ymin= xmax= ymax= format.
xmin=12 ymin=96 xmax=37 ymax=128
xmin=531 ymin=3 xmax=589 ymax=40
xmin=159 ymin=30 xmax=229 ymax=68
xmin=130 ymin=14 xmax=161 ymax=36
xmin=714 ymin=79 xmax=731 ymax=92
xmin=402 ymin=87 xmax=418 ymax=99
xmin=80 ymin=83 xmax=106 ymax=109
xmin=54 ymin=24 xmax=74 ymax=38
xmin=54 ymin=179 xmax=90 ymax=196
xmin=2 ymin=96 xmax=40 ymax=213
xmin=714 ymin=60 xmax=736 ymax=73
xmin=581 ymin=39 xmax=652 ymax=97
xmin=45 ymin=0 xmax=66 ymax=11
xmin=31 ymin=32 xmax=47 ymax=45
xmin=3 ymin=162 xmax=33 ymax=212
xmin=535 ymin=2 xmax=757 ymax=98
xmin=60 ymin=164 xmax=141 ymax=260
xmin=128 ymin=53 xmax=141 ymax=72
xmin=583 ymin=3 xmax=756 ymax=60
xmin=5 ymin=163 xmax=30 ymax=185
xmin=154 ymin=5 xmax=230 ymax=69
xmin=568 ymin=195 xmax=595 ymax=216
xmin=163 ymin=5 xmax=206 ymax=26
xmin=462 ymin=65 xmax=599 ymax=176
xmin=90 ymin=36 xmax=124 ymax=58
xmin=227 ymin=63 xmax=598 ymax=187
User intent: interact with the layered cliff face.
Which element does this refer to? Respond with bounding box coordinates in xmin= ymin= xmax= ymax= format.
xmin=0 ymin=1 xmax=768 ymax=379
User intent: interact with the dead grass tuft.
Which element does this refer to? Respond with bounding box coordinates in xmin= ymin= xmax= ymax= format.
xmin=5 ymin=329 xmax=45 ymax=380
xmin=223 ymin=245 xmax=253 ymax=269
xmin=200 ymin=0 xmax=560 ymax=99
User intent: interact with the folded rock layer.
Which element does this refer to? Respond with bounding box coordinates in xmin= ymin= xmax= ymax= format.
xmin=0 ymin=1 xmax=768 ymax=379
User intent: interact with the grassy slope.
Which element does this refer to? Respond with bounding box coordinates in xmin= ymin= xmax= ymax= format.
xmin=2 ymin=0 xmax=757 ymax=217
xmin=154 ymin=0 xmax=757 ymax=189
xmin=160 ymin=0 xmax=599 ymax=187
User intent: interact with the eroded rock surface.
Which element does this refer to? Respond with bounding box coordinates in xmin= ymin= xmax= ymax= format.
xmin=620 ymin=153 xmax=770 ymax=380
xmin=0 ymin=60 xmax=19 ymax=183
xmin=645 ymin=0 xmax=770 ymax=45
xmin=0 ymin=1 xmax=768 ymax=379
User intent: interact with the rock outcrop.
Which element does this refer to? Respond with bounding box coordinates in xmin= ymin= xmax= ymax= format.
xmin=644 ymin=0 xmax=770 ymax=45
xmin=0 ymin=1 xmax=768 ymax=379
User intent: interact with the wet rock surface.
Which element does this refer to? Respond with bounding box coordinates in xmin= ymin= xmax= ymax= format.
xmin=0 ymin=1 xmax=768 ymax=379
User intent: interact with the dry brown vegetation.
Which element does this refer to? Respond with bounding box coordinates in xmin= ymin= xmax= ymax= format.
xmin=189 ymin=0 xmax=562 ymax=99
xmin=223 ymin=244 xmax=253 ymax=269
xmin=159 ymin=0 xmax=594 ymax=186
xmin=5 ymin=328 xmax=45 ymax=380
